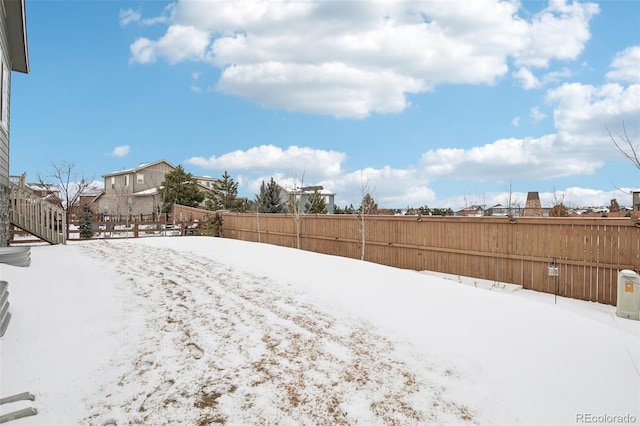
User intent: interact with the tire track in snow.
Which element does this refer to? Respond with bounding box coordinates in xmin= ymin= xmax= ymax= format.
xmin=81 ymin=240 xmax=474 ymax=425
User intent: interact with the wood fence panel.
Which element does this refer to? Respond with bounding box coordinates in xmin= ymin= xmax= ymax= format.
xmin=219 ymin=213 xmax=639 ymax=305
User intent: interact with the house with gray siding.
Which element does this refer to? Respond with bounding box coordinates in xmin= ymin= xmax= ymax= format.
xmin=93 ymin=160 xmax=176 ymax=219
xmin=93 ymin=160 xmax=216 ymax=219
xmin=0 ymin=0 xmax=29 ymax=246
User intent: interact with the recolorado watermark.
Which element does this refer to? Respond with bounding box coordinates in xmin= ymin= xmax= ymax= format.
xmin=576 ymin=413 xmax=637 ymax=424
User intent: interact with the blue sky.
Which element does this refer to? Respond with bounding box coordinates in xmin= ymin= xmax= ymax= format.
xmin=10 ymin=0 xmax=640 ymax=209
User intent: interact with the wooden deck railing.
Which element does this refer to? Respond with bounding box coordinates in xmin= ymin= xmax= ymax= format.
xmin=8 ymin=180 xmax=66 ymax=245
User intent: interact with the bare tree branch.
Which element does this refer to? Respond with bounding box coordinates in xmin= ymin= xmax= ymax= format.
xmin=607 ymin=122 xmax=640 ymax=170
xmin=286 ymin=170 xmax=305 ymax=249
xmin=38 ymin=161 xmax=95 ymax=218
xmin=354 ymin=171 xmax=377 ymax=261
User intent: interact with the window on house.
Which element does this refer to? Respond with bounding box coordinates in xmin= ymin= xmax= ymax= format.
xmin=137 ymin=174 xmax=144 ymax=184
xmin=124 ymin=175 xmax=129 ymax=186
xmin=110 ymin=177 xmax=115 ymax=189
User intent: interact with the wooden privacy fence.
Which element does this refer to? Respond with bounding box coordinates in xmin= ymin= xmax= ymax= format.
xmin=220 ymin=213 xmax=640 ymax=306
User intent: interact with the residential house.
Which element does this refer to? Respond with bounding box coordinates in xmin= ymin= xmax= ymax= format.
xmin=0 ymin=0 xmax=29 ymax=246
xmin=71 ymin=186 xmax=103 ymax=220
xmin=485 ymin=204 xmax=525 ymax=217
xmin=25 ymin=182 xmax=62 ymax=206
xmin=455 ymin=205 xmax=485 ymax=217
xmin=485 ymin=204 xmax=508 ymax=216
xmin=94 ymin=160 xmax=177 ymax=219
xmin=197 ymin=176 xmax=218 ymax=190
xmin=279 ymin=185 xmax=336 ymax=214
xmin=93 ymin=160 xmax=216 ymax=219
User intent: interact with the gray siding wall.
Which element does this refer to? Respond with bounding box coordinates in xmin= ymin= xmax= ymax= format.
xmin=0 ymin=4 xmax=11 ymax=246
xmin=97 ymin=162 xmax=175 ymax=217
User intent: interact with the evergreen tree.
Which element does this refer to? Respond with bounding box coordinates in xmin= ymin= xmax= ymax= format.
xmin=334 ymin=204 xmax=356 ymax=214
xmin=359 ymin=193 xmax=378 ymax=215
xmin=431 ymin=207 xmax=454 ymax=216
xmin=207 ymin=171 xmax=242 ymax=211
xmin=198 ymin=212 xmax=224 ymax=236
xmin=305 ymin=188 xmax=327 ymax=214
xmin=159 ymin=166 xmax=204 ymax=213
xmin=256 ymin=177 xmax=285 ymax=213
xmin=78 ymin=204 xmax=94 ymax=239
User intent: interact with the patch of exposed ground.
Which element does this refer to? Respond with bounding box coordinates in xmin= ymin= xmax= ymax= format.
xmin=81 ymin=240 xmax=474 ymax=425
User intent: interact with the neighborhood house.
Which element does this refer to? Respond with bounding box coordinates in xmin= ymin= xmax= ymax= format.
xmin=93 ymin=160 xmax=215 ymax=219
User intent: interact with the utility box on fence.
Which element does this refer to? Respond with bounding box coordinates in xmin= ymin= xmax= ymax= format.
xmin=616 ymin=270 xmax=640 ymax=320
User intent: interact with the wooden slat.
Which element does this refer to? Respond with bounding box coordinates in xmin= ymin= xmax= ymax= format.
xmin=219 ymin=213 xmax=638 ymax=306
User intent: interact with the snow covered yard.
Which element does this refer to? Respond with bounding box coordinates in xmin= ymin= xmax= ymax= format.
xmin=1 ymin=237 xmax=639 ymax=425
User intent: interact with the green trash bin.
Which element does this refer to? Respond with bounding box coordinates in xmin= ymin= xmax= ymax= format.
xmin=616 ymin=270 xmax=640 ymax=320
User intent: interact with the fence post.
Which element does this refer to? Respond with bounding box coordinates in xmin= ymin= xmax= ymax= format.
xmin=134 ymin=223 xmax=139 ymax=238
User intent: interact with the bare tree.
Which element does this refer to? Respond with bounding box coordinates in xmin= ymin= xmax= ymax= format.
xmin=286 ymin=171 xmax=305 ymax=249
xmin=607 ymin=122 xmax=639 ymax=170
xmin=354 ymin=172 xmax=377 ymax=261
xmin=38 ymin=161 xmax=95 ymax=225
xmin=506 ymin=181 xmax=522 ymax=216
xmin=550 ymin=187 xmax=569 ymax=217
xmin=107 ymin=184 xmax=132 ymax=221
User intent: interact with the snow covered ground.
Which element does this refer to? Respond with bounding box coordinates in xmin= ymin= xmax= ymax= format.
xmin=1 ymin=237 xmax=639 ymax=425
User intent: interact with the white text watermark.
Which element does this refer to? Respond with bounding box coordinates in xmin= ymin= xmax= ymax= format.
xmin=576 ymin=413 xmax=637 ymax=424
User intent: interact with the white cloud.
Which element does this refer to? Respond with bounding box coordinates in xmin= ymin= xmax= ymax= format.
xmin=130 ymin=25 xmax=210 ymax=65
xmin=512 ymin=117 xmax=520 ymax=127
xmin=606 ymin=46 xmax=640 ymax=83
xmin=514 ymin=67 xmax=540 ymax=90
xmin=513 ymin=0 xmax=599 ymax=68
xmin=514 ymin=67 xmax=571 ymax=90
xmin=530 ymin=106 xmax=546 ymax=122
xmin=558 ymin=187 xmax=635 ymax=208
xmin=217 ymin=62 xmax=424 ymax=118
xmin=129 ymin=0 xmax=598 ymax=118
xmin=418 ymin=135 xmax=604 ymax=181
xmin=119 ymin=9 xmax=141 ymax=27
xmin=188 ymin=140 xmax=632 ymax=209
xmin=306 ymin=166 xmax=436 ymax=208
xmin=545 ymin=82 xmax=640 ymax=143
xmin=183 ymin=45 xmax=638 ymax=208
xmin=186 ymin=145 xmax=346 ymax=179
xmin=119 ymin=5 xmax=173 ymax=27
xmin=110 ymin=145 xmax=130 ymax=157
xmin=417 ymin=47 xmax=639 ymax=185
xmin=190 ymin=72 xmax=202 ymax=92
xmin=540 ymin=68 xmax=572 ymax=86
xmin=129 ymin=38 xmax=156 ymax=64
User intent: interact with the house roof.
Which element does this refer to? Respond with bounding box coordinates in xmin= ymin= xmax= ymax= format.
xmin=132 ymin=187 xmax=159 ymax=196
xmin=91 ymin=191 xmax=105 ymax=203
xmin=5 ymin=0 xmax=29 ymax=73
xmin=102 ymin=159 xmax=176 ymax=178
xmin=26 ymin=182 xmax=59 ymax=193
xmin=280 ymin=185 xmax=336 ymax=196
